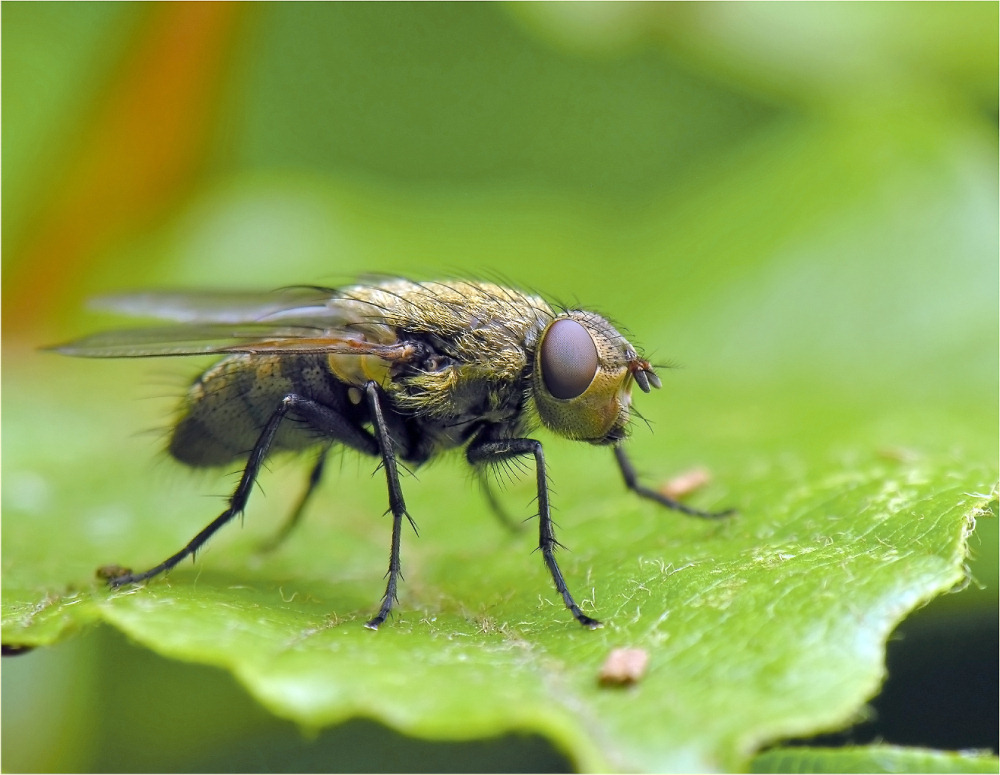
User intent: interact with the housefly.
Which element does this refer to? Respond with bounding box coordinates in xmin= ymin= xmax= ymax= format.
xmin=53 ymin=279 xmax=731 ymax=629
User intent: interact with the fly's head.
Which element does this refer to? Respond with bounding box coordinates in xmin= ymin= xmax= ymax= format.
xmin=532 ymin=311 xmax=661 ymax=445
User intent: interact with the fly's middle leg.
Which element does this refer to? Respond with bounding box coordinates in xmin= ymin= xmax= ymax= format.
xmin=468 ymin=437 xmax=601 ymax=629
xmin=107 ymin=395 xmax=378 ymax=588
xmin=478 ymin=471 xmax=524 ymax=533
xmin=258 ymin=446 xmax=330 ymax=553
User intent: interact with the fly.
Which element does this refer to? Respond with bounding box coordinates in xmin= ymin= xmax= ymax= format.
xmin=51 ymin=279 xmax=732 ymax=629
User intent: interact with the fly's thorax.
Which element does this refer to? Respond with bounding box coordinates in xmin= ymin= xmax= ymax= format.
xmin=323 ymin=281 xmax=554 ymax=424
xmin=531 ymin=311 xmax=657 ymax=445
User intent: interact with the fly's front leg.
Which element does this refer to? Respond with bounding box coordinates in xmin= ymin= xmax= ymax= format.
xmin=468 ymin=437 xmax=600 ymax=629
xmin=614 ymin=445 xmax=734 ymax=519
xmin=109 ymin=395 xmax=378 ymax=588
xmin=363 ymin=381 xmax=416 ymax=630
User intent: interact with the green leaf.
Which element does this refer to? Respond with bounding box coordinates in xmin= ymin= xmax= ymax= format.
xmin=3 ymin=3 xmax=996 ymax=771
xmin=751 ymin=745 xmax=1000 ymax=774
xmin=3 ymin=361 xmax=993 ymax=771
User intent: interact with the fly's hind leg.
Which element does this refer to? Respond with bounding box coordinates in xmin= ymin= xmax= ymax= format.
xmin=258 ymin=446 xmax=331 ymax=553
xmin=108 ymin=396 xmax=378 ymax=588
xmin=468 ymin=435 xmax=600 ymax=629
xmin=613 ymin=445 xmax=734 ymax=519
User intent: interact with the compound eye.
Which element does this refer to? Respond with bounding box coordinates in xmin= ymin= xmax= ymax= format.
xmin=540 ymin=319 xmax=599 ymax=399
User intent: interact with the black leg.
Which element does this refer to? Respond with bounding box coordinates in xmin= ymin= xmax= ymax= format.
xmin=363 ymin=381 xmax=415 ymax=630
xmin=468 ymin=436 xmax=600 ymax=629
xmin=478 ymin=470 xmax=523 ymax=533
xmin=614 ymin=445 xmax=734 ymax=518
xmin=109 ymin=394 xmax=378 ymax=588
xmin=258 ymin=446 xmax=330 ymax=553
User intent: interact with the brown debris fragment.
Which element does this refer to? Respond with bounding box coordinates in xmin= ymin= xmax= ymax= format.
xmin=659 ymin=467 xmax=711 ymax=500
xmin=599 ymin=647 xmax=649 ymax=686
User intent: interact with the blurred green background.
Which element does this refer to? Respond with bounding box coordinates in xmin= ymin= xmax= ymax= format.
xmin=3 ymin=3 xmax=996 ymax=772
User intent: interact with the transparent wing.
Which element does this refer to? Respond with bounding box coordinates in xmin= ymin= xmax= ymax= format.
xmin=90 ymin=287 xmax=339 ymax=324
xmin=49 ymin=324 xmax=416 ymax=360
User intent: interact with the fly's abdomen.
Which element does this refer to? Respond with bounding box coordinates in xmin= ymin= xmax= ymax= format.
xmin=169 ymin=354 xmax=350 ymax=467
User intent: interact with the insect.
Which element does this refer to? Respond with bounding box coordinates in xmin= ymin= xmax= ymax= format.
xmin=53 ymin=279 xmax=731 ymax=629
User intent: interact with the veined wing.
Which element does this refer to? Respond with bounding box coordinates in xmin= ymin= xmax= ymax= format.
xmin=90 ymin=287 xmax=339 ymax=324
xmin=50 ymin=323 xmax=416 ymax=360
